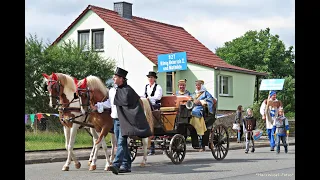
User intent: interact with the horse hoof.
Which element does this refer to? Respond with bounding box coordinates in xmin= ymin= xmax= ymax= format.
xmin=88 ymin=161 xmax=92 ymax=166
xmin=75 ymin=162 xmax=81 ymax=169
xmin=89 ymin=165 xmax=96 ymax=171
xmin=140 ymin=163 xmax=145 ymax=167
xmin=62 ymin=166 xmax=69 ymax=171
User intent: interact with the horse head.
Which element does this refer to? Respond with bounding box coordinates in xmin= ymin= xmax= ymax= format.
xmin=77 ymin=76 xmax=109 ymax=114
xmin=42 ymin=72 xmax=78 ymax=109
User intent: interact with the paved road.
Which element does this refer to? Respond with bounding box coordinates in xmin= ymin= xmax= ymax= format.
xmin=25 ymin=145 xmax=295 ymax=180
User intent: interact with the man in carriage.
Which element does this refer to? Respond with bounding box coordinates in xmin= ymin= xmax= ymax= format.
xmin=142 ymin=71 xmax=163 ymax=155
xmin=189 ymin=80 xmax=216 ymax=152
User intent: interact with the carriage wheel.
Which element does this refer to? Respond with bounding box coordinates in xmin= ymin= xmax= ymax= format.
xmin=168 ymin=134 xmax=186 ymax=164
xmin=163 ymin=137 xmax=172 ymax=159
xmin=128 ymin=138 xmax=138 ymax=162
xmin=210 ymin=124 xmax=229 ymax=161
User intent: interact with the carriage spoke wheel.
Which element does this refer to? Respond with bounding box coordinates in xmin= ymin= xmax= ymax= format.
xmin=128 ymin=138 xmax=138 ymax=162
xmin=163 ymin=137 xmax=172 ymax=159
xmin=210 ymin=124 xmax=229 ymax=161
xmin=168 ymin=134 xmax=186 ymax=164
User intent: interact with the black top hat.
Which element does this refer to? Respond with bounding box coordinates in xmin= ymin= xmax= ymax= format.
xmin=146 ymin=71 xmax=157 ymax=79
xmin=114 ymin=67 xmax=128 ymax=78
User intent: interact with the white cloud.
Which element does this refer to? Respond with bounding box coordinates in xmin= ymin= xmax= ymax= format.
xmin=25 ymin=0 xmax=295 ymax=50
xmin=179 ymin=12 xmax=294 ymax=52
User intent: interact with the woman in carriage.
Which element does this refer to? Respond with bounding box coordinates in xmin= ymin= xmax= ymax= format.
xmin=189 ymin=80 xmax=216 ymax=152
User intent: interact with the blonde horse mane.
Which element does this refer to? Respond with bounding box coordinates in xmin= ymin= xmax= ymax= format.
xmin=140 ymin=98 xmax=154 ymax=134
xmin=85 ymin=75 xmax=109 ymax=98
xmin=55 ymin=73 xmax=77 ymax=93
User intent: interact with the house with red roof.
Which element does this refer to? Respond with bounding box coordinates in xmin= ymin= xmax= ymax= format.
xmin=52 ymin=1 xmax=267 ymax=110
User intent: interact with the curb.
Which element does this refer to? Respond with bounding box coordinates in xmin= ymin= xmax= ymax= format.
xmin=25 ymin=142 xmax=295 ymax=164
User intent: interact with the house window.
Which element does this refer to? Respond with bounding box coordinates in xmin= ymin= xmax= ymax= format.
xmin=166 ymin=72 xmax=173 ymax=94
xmin=92 ymin=29 xmax=104 ymax=51
xmin=219 ymin=75 xmax=232 ymax=96
xmin=78 ymin=30 xmax=90 ymax=51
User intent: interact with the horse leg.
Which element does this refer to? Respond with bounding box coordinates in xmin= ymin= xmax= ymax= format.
xmin=109 ymin=133 xmax=116 ymax=163
xmin=88 ymin=128 xmax=101 ymax=171
xmin=88 ymin=128 xmax=99 ymax=166
xmin=65 ymin=124 xmax=81 ymax=170
xmin=62 ymin=126 xmax=71 ymax=171
xmin=140 ymin=137 xmax=149 ymax=167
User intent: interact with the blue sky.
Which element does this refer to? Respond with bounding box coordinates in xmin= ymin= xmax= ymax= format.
xmin=26 ymin=0 xmax=295 ymax=52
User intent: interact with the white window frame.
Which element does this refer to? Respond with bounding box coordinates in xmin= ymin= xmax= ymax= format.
xmin=166 ymin=72 xmax=173 ymax=94
xmin=92 ymin=29 xmax=104 ymax=51
xmin=78 ymin=30 xmax=90 ymax=52
xmin=219 ymin=75 xmax=232 ymax=96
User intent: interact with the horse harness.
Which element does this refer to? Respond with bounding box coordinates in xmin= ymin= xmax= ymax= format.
xmin=46 ymin=78 xmax=91 ymax=128
xmin=77 ymin=87 xmax=111 ymax=119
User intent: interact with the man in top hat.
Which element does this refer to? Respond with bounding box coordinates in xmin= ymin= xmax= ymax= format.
xmin=142 ymin=71 xmax=163 ymax=155
xmin=108 ymin=67 xmax=152 ymax=174
xmin=174 ymin=79 xmax=191 ymax=96
xmin=259 ymin=90 xmax=283 ymax=151
xmin=189 ymin=80 xmax=216 ymax=152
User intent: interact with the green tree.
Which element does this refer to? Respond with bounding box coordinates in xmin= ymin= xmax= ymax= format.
xmin=215 ymin=28 xmax=295 ymax=114
xmin=25 ymin=34 xmax=116 ymax=114
xmin=215 ymin=28 xmax=295 ymax=78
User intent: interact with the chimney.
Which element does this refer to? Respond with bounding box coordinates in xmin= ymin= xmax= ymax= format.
xmin=114 ymin=1 xmax=133 ymax=19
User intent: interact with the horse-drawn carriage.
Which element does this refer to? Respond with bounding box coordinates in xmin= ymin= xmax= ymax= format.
xmin=129 ymin=95 xmax=229 ymax=164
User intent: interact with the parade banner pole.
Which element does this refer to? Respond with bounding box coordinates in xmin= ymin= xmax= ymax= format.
xmin=172 ymin=71 xmax=175 ymax=94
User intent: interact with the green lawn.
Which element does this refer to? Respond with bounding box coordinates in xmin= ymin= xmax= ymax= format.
xmin=25 ymin=131 xmax=112 ymax=151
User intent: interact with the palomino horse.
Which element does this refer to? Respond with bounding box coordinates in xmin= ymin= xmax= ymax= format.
xmin=77 ymin=75 xmax=155 ymax=167
xmin=42 ymin=72 xmax=115 ymax=171
xmin=77 ymin=75 xmax=116 ymax=169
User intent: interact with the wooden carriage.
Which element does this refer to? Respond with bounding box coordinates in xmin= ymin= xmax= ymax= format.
xmin=129 ymin=95 xmax=230 ymax=164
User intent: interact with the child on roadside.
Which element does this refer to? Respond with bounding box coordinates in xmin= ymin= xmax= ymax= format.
xmin=272 ymin=108 xmax=289 ymax=154
xmin=242 ymin=108 xmax=257 ymax=153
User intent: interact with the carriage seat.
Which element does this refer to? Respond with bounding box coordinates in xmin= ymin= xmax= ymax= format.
xmin=160 ymin=95 xmax=191 ymax=112
xmin=160 ymin=106 xmax=177 ymax=112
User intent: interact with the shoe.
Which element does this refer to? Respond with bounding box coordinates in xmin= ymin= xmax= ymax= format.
xmin=109 ymin=165 xmax=119 ymax=175
xmin=270 ymin=147 xmax=275 ymax=151
xmin=285 ymin=147 xmax=288 ymax=153
xmin=276 ymin=150 xmax=280 ymax=154
xmin=251 ymin=147 xmax=255 ymax=153
xmin=148 ymin=152 xmax=155 ymax=156
xmin=245 ymin=150 xmax=248 ymax=154
xmin=119 ymin=166 xmax=131 ymax=173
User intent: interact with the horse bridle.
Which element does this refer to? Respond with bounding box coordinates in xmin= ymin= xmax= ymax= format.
xmin=77 ymin=87 xmax=108 ymax=114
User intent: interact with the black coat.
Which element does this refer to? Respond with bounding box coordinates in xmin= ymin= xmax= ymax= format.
xmin=114 ymin=83 xmax=152 ymax=138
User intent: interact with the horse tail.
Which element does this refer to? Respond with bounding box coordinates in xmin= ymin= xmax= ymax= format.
xmin=140 ymin=98 xmax=154 ymax=134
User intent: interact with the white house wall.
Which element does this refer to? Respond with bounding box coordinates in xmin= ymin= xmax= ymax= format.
xmin=57 ymin=10 xmax=155 ymax=95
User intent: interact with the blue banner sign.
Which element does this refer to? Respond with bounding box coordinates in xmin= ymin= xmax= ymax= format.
xmin=259 ymin=79 xmax=285 ymax=91
xmin=157 ymin=51 xmax=187 ymax=72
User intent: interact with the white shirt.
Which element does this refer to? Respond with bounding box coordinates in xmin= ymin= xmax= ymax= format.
xmin=109 ymin=87 xmax=118 ymax=119
xmin=260 ymin=98 xmax=281 ymax=129
xmin=144 ymin=83 xmax=162 ymax=105
xmin=95 ymin=87 xmax=118 ymax=119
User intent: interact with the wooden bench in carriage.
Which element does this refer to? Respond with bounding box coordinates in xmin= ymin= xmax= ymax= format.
xmin=128 ymin=95 xmax=230 ymax=164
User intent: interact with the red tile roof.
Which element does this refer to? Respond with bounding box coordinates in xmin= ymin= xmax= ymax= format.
xmin=52 ymin=5 xmax=267 ymax=76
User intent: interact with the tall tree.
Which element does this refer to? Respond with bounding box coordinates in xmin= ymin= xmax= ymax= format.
xmin=25 ymin=34 xmax=116 ymax=114
xmin=215 ymin=28 xmax=295 ymax=78
xmin=215 ymin=28 xmax=295 ymax=115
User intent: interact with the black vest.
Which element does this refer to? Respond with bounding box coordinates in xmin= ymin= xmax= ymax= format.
xmin=145 ymin=84 xmax=161 ymax=104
